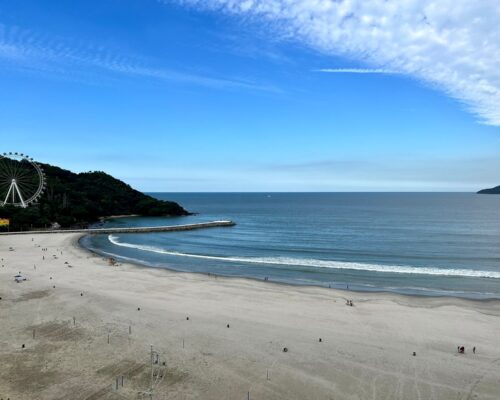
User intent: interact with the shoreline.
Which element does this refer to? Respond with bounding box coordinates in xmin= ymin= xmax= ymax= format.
xmin=100 ymin=214 xmax=140 ymax=220
xmin=80 ymin=234 xmax=500 ymax=303
xmin=2 ymin=232 xmax=500 ymax=399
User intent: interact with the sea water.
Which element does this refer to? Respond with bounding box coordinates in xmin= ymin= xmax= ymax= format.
xmin=81 ymin=193 xmax=500 ymax=299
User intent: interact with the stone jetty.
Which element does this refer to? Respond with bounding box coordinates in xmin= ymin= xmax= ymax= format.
xmin=0 ymin=220 xmax=235 ymax=235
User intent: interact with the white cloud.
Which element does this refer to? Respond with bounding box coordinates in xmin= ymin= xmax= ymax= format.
xmin=177 ymin=0 xmax=500 ymax=126
xmin=315 ymin=68 xmax=399 ymax=74
xmin=0 ymin=23 xmax=278 ymax=93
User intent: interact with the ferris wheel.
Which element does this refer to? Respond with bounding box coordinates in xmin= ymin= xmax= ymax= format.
xmin=0 ymin=152 xmax=46 ymax=208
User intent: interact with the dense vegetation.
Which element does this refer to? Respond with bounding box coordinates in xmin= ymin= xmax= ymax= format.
xmin=0 ymin=162 xmax=189 ymax=231
xmin=477 ymin=185 xmax=500 ymax=194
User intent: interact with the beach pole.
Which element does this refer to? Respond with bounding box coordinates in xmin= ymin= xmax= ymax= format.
xmin=107 ymin=333 xmax=110 ymax=344
xmin=247 ymin=391 xmax=250 ymax=400
xmin=150 ymin=344 xmax=154 ymax=400
xmin=73 ymin=316 xmax=76 ymax=326
xmin=33 ymin=329 xmax=35 ymax=339
xmin=129 ymin=325 xmax=131 ymax=335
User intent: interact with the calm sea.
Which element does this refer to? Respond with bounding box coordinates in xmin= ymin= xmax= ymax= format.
xmin=81 ymin=193 xmax=500 ymax=299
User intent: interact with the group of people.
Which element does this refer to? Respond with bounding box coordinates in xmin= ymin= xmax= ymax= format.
xmin=345 ymin=299 xmax=354 ymax=306
xmin=457 ymin=345 xmax=476 ymax=354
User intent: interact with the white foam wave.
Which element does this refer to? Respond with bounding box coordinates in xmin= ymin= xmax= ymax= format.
xmin=108 ymin=235 xmax=500 ymax=279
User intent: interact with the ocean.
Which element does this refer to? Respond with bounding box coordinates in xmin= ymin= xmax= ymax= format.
xmin=80 ymin=193 xmax=500 ymax=299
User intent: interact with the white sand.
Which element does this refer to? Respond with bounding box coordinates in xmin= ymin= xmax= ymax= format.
xmin=1 ymin=233 xmax=500 ymax=400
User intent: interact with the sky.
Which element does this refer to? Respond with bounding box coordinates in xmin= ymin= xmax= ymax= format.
xmin=0 ymin=0 xmax=499 ymax=192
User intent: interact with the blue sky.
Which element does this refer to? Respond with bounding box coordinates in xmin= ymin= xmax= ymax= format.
xmin=0 ymin=0 xmax=499 ymax=191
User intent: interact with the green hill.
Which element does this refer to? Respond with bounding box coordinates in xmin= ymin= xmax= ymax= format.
xmin=477 ymin=185 xmax=500 ymax=194
xmin=0 ymin=162 xmax=189 ymax=230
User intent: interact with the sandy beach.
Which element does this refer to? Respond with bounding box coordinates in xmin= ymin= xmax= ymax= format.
xmin=1 ymin=233 xmax=500 ymax=400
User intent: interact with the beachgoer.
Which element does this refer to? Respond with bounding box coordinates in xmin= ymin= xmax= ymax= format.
xmin=473 ymin=346 xmax=476 ymax=354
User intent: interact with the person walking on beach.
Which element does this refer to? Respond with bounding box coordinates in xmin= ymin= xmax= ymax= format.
xmin=473 ymin=346 xmax=476 ymax=354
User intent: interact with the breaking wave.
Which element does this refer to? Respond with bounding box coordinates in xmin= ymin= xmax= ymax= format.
xmin=108 ymin=235 xmax=500 ymax=279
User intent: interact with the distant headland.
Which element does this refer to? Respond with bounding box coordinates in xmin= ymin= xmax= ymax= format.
xmin=0 ymin=161 xmax=189 ymax=231
xmin=477 ymin=185 xmax=500 ymax=194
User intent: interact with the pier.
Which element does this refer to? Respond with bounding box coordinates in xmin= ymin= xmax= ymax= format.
xmin=0 ymin=220 xmax=235 ymax=235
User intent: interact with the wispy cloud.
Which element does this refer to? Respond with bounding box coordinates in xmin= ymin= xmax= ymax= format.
xmin=264 ymin=155 xmax=500 ymax=190
xmin=177 ymin=0 xmax=500 ymax=126
xmin=0 ymin=23 xmax=279 ymax=93
xmin=315 ymin=68 xmax=399 ymax=74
